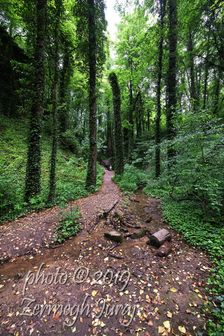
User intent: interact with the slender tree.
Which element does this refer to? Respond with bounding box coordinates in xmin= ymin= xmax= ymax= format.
xmin=109 ymin=72 xmax=124 ymax=175
xmin=25 ymin=0 xmax=46 ymax=202
xmin=128 ymin=72 xmax=134 ymax=158
xmin=48 ymin=0 xmax=62 ymax=203
xmin=59 ymin=43 xmax=70 ymax=134
xmin=166 ymin=0 xmax=178 ymax=163
xmin=187 ymin=29 xmax=198 ymax=112
xmin=155 ymin=0 xmax=166 ymax=177
xmin=86 ymin=0 xmax=97 ymax=189
xmin=106 ymin=99 xmax=114 ymax=160
xmin=135 ymin=92 xmax=144 ymax=139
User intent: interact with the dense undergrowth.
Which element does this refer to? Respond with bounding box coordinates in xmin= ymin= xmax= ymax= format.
xmin=0 ymin=116 xmax=103 ymax=223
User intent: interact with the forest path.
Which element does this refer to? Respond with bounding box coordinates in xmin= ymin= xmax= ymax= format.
xmin=0 ymin=170 xmax=211 ymax=336
xmin=0 ymin=170 xmax=121 ymax=261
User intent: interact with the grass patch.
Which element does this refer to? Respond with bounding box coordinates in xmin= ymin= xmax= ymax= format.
xmin=114 ymin=164 xmax=148 ymax=193
xmin=54 ymin=207 xmax=81 ymax=244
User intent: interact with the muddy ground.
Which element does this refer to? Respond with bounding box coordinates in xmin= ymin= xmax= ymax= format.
xmin=0 ymin=170 xmax=211 ymax=336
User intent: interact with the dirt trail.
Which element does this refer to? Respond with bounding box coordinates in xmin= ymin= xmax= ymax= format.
xmin=0 ymin=170 xmax=121 ymax=260
xmin=0 ymin=171 xmax=211 ymax=336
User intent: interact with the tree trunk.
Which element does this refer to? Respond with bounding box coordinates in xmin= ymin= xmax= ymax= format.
xmin=59 ymin=45 xmax=70 ymax=133
xmin=213 ymin=66 xmax=221 ymax=115
xmin=155 ymin=0 xmax=167 ymax=177
xmin=128 ymin=78 xmax=134 ymax=157
xmin=203 ymin=54 xmax=209 ymax=109
xmin=25 ymin=0 xmax=46 ymax=202
xmin=106 ymin=100 xmax=114 ymax=160
xmin=187 ymin=30 xmax=198 ymax=112
xmin=135 ymin=92 xmax=143 ymax=139
xmin=109 ymin=72 xmax=124 ymax=175
xmin=147 ymin=109 xmax=151 ymax=132
xmin=86 ymin=0 xmax=97 ymax=189
xmin=166 ymin=0 xmax=177 ymax=164
xmin=48 ymin=0 xmax=62 ymax=203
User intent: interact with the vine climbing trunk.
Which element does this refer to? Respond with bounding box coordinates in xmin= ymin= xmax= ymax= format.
xmin=59 ymin=45 xmax=70 ymax=134
xmin=166 ymin=0 xmax=177 ymax=165
xmin=109 ymin=72 xmax=124 ymax=175
xmin=106 ymin=100 xmax=114 ymax=161
xmin=25 ymin=0 xmax=46 ymax=202
xmin=187 ymin=30 xmax=198 ymax=112
xmin=155 ymin=0 xmax=167 ymax=177
xmin=86 ymin=0 xmax=97 ymax=189
xmin=48 ymin=0 xmax=62 ymax=203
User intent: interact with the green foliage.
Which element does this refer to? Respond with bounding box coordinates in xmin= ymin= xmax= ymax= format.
xmin=54 ymin=207 xmax=80 ymax=244
xmin=0 ymin=116 xmax=104 ymax=222
xmin=143 ymin=112 xmax=224 ymax=219
xmin=115 ymin=164 xmax=148 ymax=192
xmin=74 ymin=0 xmax=107 ymax=74
xmin=60 ymin=129 xmax=81 ymax=154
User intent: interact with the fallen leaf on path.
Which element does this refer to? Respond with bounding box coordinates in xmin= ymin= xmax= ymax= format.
xmin=178 ymin=325 xmax=187 ymax=334
xmin=92 ymin=290 xmax=98 ymax=297
xmin=163 ymin=320 xmax=171 ymax=331
xmin=158 ymin=326 xmax=166 ymax=334
xmin=167 ymin=311 xmax=172 ymax=318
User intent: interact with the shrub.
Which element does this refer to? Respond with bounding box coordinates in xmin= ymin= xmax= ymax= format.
xmin=115 ymin=164 xmax=148 ymax=192
xmin=54 ymin=207 xmax=81 ymax=244
xmin=60 ymin=130 xmax=81 ymax=155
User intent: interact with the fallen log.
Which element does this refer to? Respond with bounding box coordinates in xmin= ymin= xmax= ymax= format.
xmin=156 ymin=241 xmax=172 ymax=257
xmin=148 ymin=229 xmax=171 ymax=247
xmin=104 ymin=230 xmax=124 ymax=243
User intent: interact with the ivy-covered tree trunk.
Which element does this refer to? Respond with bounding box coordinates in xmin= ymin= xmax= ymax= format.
xmin=155 ymin=0 xmax=166 ymax=177
xmin=137 ymin=92 xmax=144 ymax=138
xmin=48 ymin=0 xmax=62 ymax=203
xmin=213 ymin=66 xmax=221 ymax=115
xmin=147 ymin=109 xmax=151 ymax=132
xmin=203 ymin=58 xmax=209 ymax=109
xmin=59 ymin=45 xmax=70 ymax=134
xmin=109 ymin=72 xmax=124 ymax=175
xmin=128 ymin=78 xmax=134 ymax=159
xmin=106 ymin=101 xmax=114 ymax=161
xmin=187 ymin=30 xmax=198 ymax=112
xmin=135 ymin=92 xmax=144 ymax=139
xmin=86 ymin=0 xmax=97 ymax=189
xmin=166 ymin=0 xmax=177 ymax=164
xmin=25 ymin=0 xmax=46 ymax=202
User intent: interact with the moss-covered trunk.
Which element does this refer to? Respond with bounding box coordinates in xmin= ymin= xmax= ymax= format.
xmin=25 ymin=0 xmax=46 ymax=202
xmin=48 ymin=0 xmax=62 ymax=203
xmin=109 ymin=72 xmax=124 ymax=175
xmin=166 ymin=0 xmax=177 ymax=164
xmin=155 ymin=0 xmax=167 ymax=177
xmin=86 ymin=0 xmax=97 ymax=190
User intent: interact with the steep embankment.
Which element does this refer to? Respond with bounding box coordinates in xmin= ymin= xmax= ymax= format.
xmin=0 ymin=115 xmax=102 ymax=222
